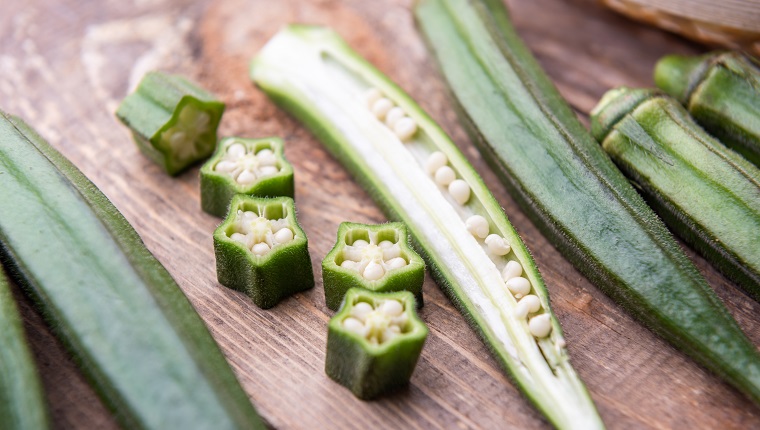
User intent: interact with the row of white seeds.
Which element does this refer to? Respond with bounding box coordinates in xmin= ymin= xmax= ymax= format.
xmin=424 ymin=151 xmax=471 ymax=205
xmin=365 ymin=88 xmax=418 ymax=141
xmin=464 ymin=215 xmax=552 ymax=338
xmin=342 ymin=299 xmax=409 ymax=344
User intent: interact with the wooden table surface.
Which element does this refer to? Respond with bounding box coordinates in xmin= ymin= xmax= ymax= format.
xmin=3 ymin=0 xmax=760 ymax=428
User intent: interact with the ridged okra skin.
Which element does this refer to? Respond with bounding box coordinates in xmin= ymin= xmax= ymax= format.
xmin=214 ymin=195 xmax=314 ymax=309
xmin=592 ymin=87 xmax=760 ymax=301
xmin=326 ymin=288 xmax=428 ymax=399
xmin=0 ymin=111 xmax=264 ymax=429
xmin=655 ymin=52 xmax=760 ymax=168
xmin=200 ymin=136 xmax=295 ymax=217
xmin=116 ymin=71 xmax=225 ymax=175
xmin=252 ymin=25 xmax=603 ymax=429
xmin=322 ymin=222 xmax=425 ymax=310
xmin=0 ymin=266 xmax=49 ymax=430
xmin=416 ymin=0 xmax=760 ymax=406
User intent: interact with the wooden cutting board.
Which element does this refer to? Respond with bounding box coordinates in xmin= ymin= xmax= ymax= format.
xmin=3 ymin=0 xmax=760 ymax=428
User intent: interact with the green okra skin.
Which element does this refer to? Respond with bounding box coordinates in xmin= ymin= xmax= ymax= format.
xmin=325 ymin=288 xmax=428 ymax=400
xmin=655 ymin=52 xmax=760 ymax=167
xmin=116 ymin=71 xmax=225 ymax=176
xmin=592 ymin=87 xmax=760 ymax=301
xmin=0 ymin=265 xmax=49 ymax=430
xmin=416 ymin=0 xmax=760 ymax=407
xmin=200 ymin=136 xmax=295 ymax=217
xmin=252 ymin=25 xmax=602 ymax=429
xmin=322 ymin=222 xmax=425 ymax=310
xmin=214 ymin=195 xmax=314 ymax=309
xmin=0 ymin=111 xmax=264 ymax=430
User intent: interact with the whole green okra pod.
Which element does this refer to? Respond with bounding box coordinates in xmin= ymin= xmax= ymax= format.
xmin=655 ymin=52 xmax=760 ymax=168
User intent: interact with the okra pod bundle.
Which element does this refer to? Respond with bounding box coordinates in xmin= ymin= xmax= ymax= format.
xmin=592 ymin=87 xmax=760 ymax=301
xmin=0 ymin=266 xmax=49 ymax=430
xmin=252 ymin=25 xmax=602 ymax=429
xmin=655 ymin=52 xmax=760 ymax=167
xmin=0 ymin=111 xmax=264 ymax=429
xmin=415 ymin=0 xmax=760 ymax=405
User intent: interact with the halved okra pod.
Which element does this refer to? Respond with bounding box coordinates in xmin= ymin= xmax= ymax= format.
xmin=0 ymin=266 xmax=49 ymax=430
xmin=251 ymin=25 xmax=602 ymax=428
xmin=592 ymin=87 xmax=760 ymax=301
xmin=200 ymin=137 xmax=294 ymax=217
xmin=322 ymin=222 xmax=425 ymax=310
xmin=326 ymin=288 xmax=428 ymax=399
xmin=116 ymin=71 xmax=225 ymax=175
xmin=655 ymin=52 xmax=760 ymax=168
xmin=214 ymin=195 xmax=314 ymax=309
xmin=416 ymin=0 xmax=760 ymax=408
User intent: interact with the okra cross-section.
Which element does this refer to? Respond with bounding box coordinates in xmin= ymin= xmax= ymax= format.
xmin=116 ymin=71 xmax=225 ymax=175
xmin=326 ymin=288 xmax=428 ymax=399
xmin=251 ymin=25 xmax=602 ymax=428
xmin=201 ymin=137 xmax=294 ymax=217
xmin=322 ymin=222 xmax=425 ymax=310
xmin=213 ymin=195 xmax=314 ymax=309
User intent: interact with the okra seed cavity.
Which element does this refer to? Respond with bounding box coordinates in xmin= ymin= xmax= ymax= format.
xmin=528 ymin=314 xmax=552 ymax=338
xmin=214 ymin=141 xmax=283 ymax=185
xmin=515 ymin=295 xmax=541 ymax=319
xmin=425 ymin=151 xmax=448 ymax=175
xmin=506 ymin=276 xmax=531 ymax=298
xmin=372 ymin=98 xmax=393 ymax=119
xmin=448 ymin=179 xmax=471 ymax=205
xmin=502 ymin=260 xmax=523 ymax=281
xmin=385 ymin=107 xmax=405 ymax=128
xmin=434 ymin=166 xmax=456 ymax=186
xmin=340 ymin=235 xmax=408 ymax=280
xmin=465 ymin=215 xmax=489 ymax=239
xmin=485 ymin=234 xmax=511 ymax=256
xmin=342 ymin=299 xmax=409 ymax=344
xmin=365 ymin=88 xmax=383 ymax=107
xmin=227 ymin=210 xmax=294 ymax=256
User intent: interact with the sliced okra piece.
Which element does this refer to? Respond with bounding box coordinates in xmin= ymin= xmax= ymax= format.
xmin=213 ymin=195 xmax=314 ymax=309
xmin=116 ymin=71 xmax=225 ymax=176
xmin=322 ymin=222 xmax=425 ymax=310
xmin=655 ymin=52 xmax=760 ymax=168
xmin=592 ymin=87 xmax=760 ymax=301
xmin=251 ymin=25 xmax=601 ymax=427
xmin=200 ymin=136 xmax=294 ymax=217
xmin=326 ymin=288 xmax=428 ymax=400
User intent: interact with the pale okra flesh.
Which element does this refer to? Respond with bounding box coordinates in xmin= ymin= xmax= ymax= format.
xmin=415 ymin=0 xmax=760 ymax=406
xmin=251 ymin=25 xmax=602 ymax=428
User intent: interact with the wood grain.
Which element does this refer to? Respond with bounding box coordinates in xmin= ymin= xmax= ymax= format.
xmin=1 ymin=0 xmax=759 ymax=428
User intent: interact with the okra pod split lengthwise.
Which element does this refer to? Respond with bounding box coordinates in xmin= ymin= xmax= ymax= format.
xmin=415 ymin=0 xmax=760 ymax=405
xmin=252 ymin=25 xmax=603 ymax=429
xmin=0 ymin=111 xmax=264 ymax=429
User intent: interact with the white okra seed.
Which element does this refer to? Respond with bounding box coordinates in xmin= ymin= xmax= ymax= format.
xmin=485 ymin=234 xmax=511 ymax=256
xmin=505 ymin=276 xmax=531 ymax=298
xmin=449 ymin=179 xmax=471 ymax=205
xmin=227 ymin=143 xmax=246 ymax=158
xmin=383 ymin=328 xmax=398 ymax=342
xmin=380 ymin=300 xmax=403 ymax=317
xmin=529 ymin=314 xmax=552 ymax=338
xmin=236 ymin=169 xmax=257 ymax=185
xmin=363 ymin=261 xmax=385 ymax=281
xmin=465 ymin=215 xmax=489 ymax=239
xmin=385 ymin=107 xmax=405 ymax=128
xmin=256 ymin=149 xmax=277 ymax=166
xmin=273 ymin=227 xmax=294 ymax=244
xmin=252 ymin=242 xmax=271 ymax=255
xmin=393 ymin=117 xmax=418 ymax=141
xmin=434 ymin=166 xmax=456 ymax=186
xmin=343 ymin=317 xmax=366 ymax=336
xmin=386 ymin=257 xmax=407 ymax=270
xmin=230 ymin=233 xmax=247 ymax=244
xmin=214 ymin=160 xmax=237 ymax=173
xmin=352 ymin=239 xmax=369 ymax=248
xmin=259 ymin=166 xmax=279 ymax=176
xmin=502 ymin=260 xmax=523 ymax=281
xmin=383 ymin=244 xmax=401 ymax=260
xmin=340 ymin=260 xmax=357 ymax=270
xmin=371 ymin=98 xmax=393 ymax=119
xmin=364 ymin=88 xmax=382 ymax=107
xmin=378 ymin=240 xmax=393 ymax=249
xmin=351 ymin=302 xmax=373 ymax=322
xmin=515 ymin=295 xmax=541 ymax=318
xmin=425 ymin=151 xmax=448 ymax=175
